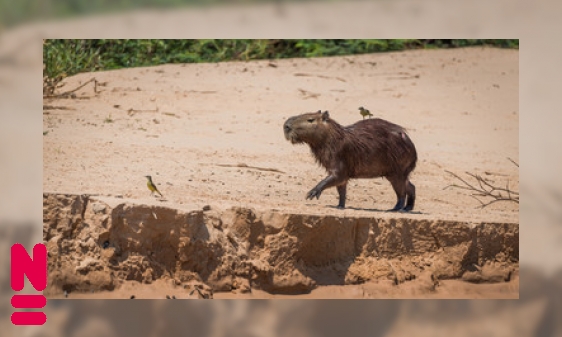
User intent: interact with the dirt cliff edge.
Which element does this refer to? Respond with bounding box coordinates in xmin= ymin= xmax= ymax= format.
xmin=43 ymin=193 xmax=518 ymax=297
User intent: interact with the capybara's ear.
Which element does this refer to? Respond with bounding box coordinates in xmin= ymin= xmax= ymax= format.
xmin=322 ymin=111 xmax=330 ymax=121
xmin=316 ymin=110 xmax=322 ymax=114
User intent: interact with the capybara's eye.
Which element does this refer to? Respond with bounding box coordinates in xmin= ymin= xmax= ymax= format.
xmin=307 ymin=118 xmax=314 ymax=123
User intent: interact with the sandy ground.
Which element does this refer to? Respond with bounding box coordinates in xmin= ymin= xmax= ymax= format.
xmin=48 ymin=276 xmax=518 ymax=300
xmin=43 ymin=47 xmax=518 ymax=298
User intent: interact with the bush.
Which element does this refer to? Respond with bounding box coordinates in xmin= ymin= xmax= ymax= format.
xmin=43 ymin=39 xmax=518 ymax=83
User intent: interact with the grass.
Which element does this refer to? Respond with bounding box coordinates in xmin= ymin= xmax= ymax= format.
xmin=43 ymin=39 xmax=519 ymax=90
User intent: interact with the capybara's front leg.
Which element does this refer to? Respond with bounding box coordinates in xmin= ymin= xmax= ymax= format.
xmin=306 ymin=174 xmax=340 ymax=201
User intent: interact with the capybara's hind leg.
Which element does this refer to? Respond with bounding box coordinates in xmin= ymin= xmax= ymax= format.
xmin=404 ymin=181 xmax=416 ymax=211
xmin=391 ymin=198 xmax=406 ymax=211
xmin=336 ymin=183 xmax=347 ymax=209
xmin=388 ymin=175 xmax=407 ymax=211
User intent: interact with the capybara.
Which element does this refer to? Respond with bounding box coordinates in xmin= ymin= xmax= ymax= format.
xmin=283 ymin=110 xmax=417 ymax=211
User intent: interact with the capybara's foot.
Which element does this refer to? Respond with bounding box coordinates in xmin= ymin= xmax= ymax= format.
xmin=306 ymin=187 xmax=322 ymax=200
xmin=389 ymin=198 xmax=406 ymax=212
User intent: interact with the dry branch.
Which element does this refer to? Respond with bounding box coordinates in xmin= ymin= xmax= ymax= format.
xmin=44 ymin=77 xmax=98 ymax=98
xmin=444 ymin=159 xmax=519 ymax=208
xmin=293 ymin=72 xmax=347 ymax=82
xmin=215 ymin=163 xmax=285 ymax=174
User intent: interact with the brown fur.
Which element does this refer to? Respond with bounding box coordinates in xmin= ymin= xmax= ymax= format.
xmin=283 ymin=110 xmax=417 ymax=211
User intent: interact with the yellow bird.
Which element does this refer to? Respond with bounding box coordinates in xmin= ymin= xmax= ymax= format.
xmin=145 ymin=175 xmax=163 ymax=197
xmin=358 ymin=106 xmax=373 ymax=119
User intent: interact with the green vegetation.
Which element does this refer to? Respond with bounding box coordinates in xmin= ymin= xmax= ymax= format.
xmin=1 ymin=0 xmax=218 ymax=28
xmin=43 ymin=39 xmax=518 ymax=90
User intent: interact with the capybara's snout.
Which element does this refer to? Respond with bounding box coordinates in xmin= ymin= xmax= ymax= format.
xmin=283 ymin=118 xmax=295 ymax=140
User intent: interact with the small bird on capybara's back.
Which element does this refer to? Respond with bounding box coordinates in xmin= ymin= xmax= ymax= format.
xmin=283 ymin=110 xmax=417 ymax=211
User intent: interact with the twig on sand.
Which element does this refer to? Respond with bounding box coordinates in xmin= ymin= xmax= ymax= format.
xmin=215 ymin=163 xmax=285 ymax=174
xmin=444 ymin=158 xmax=519 ymax=208
xmin=44 ymin=77 xmax=98 ymax=98
xmin=297 ymin=88 xmax=320 ymax=99
xmin=507 ymin=157 xmax=519 ymax=168
xmin=294 ymin=72 xmax=346 ymax=82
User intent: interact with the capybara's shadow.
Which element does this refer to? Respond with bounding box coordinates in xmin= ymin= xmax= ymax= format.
xmin=328 ymin=205 xmax=425 ymax=215
xmin=325 ymin=205 xmax=383 ymax=212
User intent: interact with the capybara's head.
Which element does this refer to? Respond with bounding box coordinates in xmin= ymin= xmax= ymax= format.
xmin=283 ymin=110 xmax=331 ymax=145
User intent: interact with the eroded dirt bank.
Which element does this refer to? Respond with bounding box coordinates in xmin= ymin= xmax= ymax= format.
xmin=44 ymin=193 xmax=518 ymax=298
